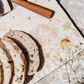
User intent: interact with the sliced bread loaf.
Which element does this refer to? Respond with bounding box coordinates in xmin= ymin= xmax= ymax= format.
xmin=1 ymin=37 xmax=27 ymax=84
xmin=0 ymin=61 xmax=3 ymax=84
xmin=4 ymin=30 xmax=40 ymax=75
xmin=0 ymin=42 xmax=13 ymax=84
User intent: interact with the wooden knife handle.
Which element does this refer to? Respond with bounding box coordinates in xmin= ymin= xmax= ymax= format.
xmin=10 ymin=0 xmax=53 ymax=19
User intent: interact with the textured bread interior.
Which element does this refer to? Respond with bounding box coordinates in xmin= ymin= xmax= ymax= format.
xmin=0 ymin=42 xmax=13 ymax=84
xmin=1 ymin=38 xmax=26 ymax=84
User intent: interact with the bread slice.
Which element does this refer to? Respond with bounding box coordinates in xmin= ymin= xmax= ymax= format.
xmin=0 ymin=42 xmax=13 ymax=84
xmin=0 ymin=61 xmax=3 ymax=84
xmin=4 ymin=30 xmax=40 ymax=75
xmin=1 ymin=37 xmax=27 ymax=84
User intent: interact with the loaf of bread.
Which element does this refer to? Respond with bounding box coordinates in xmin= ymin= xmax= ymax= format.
xmin=1 ymin=37 xmax=27 ymax=84
xmin=4 ymin=30 xmax=40 ymax=75
xmin=0 ymin=42 xmax=13 ymax=84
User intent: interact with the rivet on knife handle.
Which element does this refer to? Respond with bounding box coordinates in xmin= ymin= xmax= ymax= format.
xmin=10 ymin=0 xmax=54 ymax=19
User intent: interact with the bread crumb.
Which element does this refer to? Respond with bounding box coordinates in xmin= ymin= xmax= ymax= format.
xmin=13 ymin=16 xmax=15 ymax=18
xmin=50 ymin=20 xmax=52 ymax=22
xmin=35 ymin=0 xmax=37 ymax=2
xmin=28 ymin=17 xmax=30 ymax=20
